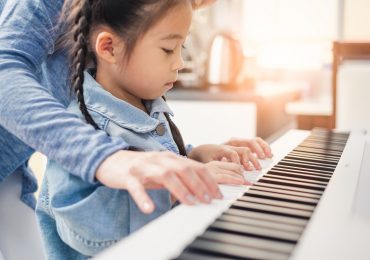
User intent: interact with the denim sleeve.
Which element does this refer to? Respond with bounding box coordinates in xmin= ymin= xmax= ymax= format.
xmin=0 ymin=0 xmax=129 ymax=183
xmin=0 ymin=0 xmax=5 ymax=15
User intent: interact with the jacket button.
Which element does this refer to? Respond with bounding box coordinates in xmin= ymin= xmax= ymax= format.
xmin=155 ymin=124 xmax=166 ymax=136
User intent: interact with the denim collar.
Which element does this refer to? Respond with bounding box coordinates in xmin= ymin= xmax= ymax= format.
xmin=83 ymin=71 xmax=173 ymax=133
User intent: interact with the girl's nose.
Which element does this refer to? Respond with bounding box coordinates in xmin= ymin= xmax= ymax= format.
xmin=172 ymin=54 xmax=185 ymax=72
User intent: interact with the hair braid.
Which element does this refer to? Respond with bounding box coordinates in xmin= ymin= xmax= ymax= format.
xmin=70 ymin=0 xmax=100 ymax=129
xmin=162 ymin=97 xmax=187 ymax=156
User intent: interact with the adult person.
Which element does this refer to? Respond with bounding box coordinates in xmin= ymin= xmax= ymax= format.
xmin=0 ymin=0 xmax=271 ymax=259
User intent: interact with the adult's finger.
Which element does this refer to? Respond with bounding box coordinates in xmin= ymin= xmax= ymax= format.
xmin=125 ymin=176 xmax=154 ymax=214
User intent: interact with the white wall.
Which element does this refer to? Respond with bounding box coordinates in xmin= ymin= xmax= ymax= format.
xmin=343 ymin=0 xmax=370 ymax=40
xmin=168 ymin=101 xmax=256 ymax=146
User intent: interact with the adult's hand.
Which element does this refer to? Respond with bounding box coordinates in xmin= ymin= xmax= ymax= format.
xmin=96 ymin=150 xmax=222 ymax=214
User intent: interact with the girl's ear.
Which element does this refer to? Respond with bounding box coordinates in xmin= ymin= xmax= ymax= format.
xmin=95 ymin=31 xmax=124 ymax=64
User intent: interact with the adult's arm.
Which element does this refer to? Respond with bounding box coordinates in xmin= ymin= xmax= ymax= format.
xmin=0 ymin=0 xmax=129 ymax=183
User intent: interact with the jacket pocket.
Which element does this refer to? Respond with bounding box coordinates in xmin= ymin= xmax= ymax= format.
xmin=52 ymin=186 xmax=130 ymax=256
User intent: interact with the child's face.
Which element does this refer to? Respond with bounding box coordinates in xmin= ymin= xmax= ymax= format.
xmin=114 ymin=2 xmax=192 ymax=101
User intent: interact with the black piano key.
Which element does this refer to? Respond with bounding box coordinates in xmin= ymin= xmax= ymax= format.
xmin=279 ymin=159 xmax=336 ymax=171
xmin=298 ymin=141 xmax=346 ymax=150
xmin=281 ymin=157 xmax=337 ymax=168
xmin=209 ymin=220 xmax=300 ymax=242
xmin=300 ymin=140 xmax=346 ymax=149
xmin=246 ymin=189 xmax=319 ymax=205
xmin=293 ymin=147 xmax=342 ymax=157
xmin=201 ymin=230 xmax=295 ymax=254
xmin=259 ymin=176 xmax=326 ymax=191
xmin=272 ymin=165 xmax=333 ymax=176
xmin=252 ymin=182 xmax=323 ymax=196
xmin=288 ymin=151 xmax=340 ymax=161
xmin=271 ymin=165 xmax=333 ymax=177
xmin=303 ymin=138 xmax=347 ymax=146
xmin=238 ymin=196 xmax=315 ymax=212
xmin=231 ymin=200 xmax=312 ymax=219
xmin=225 ymin=208 xmax=307 ymax=227
xmin=296 ymin=145 xmax=344 ymax=154
xmin=176 ymin=251 xmax=232 ymax=260
xmin=268 ymin=169 xmax=331 ymax=182
xmin=184 ymin=238 xmax=290 ymax=260
xmin=217 ymin=214 xmax=304 ymax=233
xmin=175 ymin=130 xmax=350 ymax=260
xmin=250 ymin=185 xmax=321 ymax=199
xmin=264 ymin=172 xmax=329 ymax=185
xmin=277 ymin=161 xmax=335 ymax=173
xmin=285 ymin=154 xmax=339 ymax=166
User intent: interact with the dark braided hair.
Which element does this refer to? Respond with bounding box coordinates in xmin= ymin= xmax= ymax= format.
xmin=60 ymin=0 xmax=189 ymax=155
xmin=70 ymin=0 xmax=99 ymax=129
xmin=162 ymin=97 xmax=187 ymax=156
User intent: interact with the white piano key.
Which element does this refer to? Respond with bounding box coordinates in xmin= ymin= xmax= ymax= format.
xmin=95 ymin=130 xmax=311 ymax=260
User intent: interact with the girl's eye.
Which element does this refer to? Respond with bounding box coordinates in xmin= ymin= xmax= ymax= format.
xmin=162 ymin=45 xmax=186 ymax=55
xmin=162 ymin=48 xmax=174 ymax=54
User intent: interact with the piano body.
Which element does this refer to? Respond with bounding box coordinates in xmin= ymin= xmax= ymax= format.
xmin=96 ymin=129 xmax=370 ymax=260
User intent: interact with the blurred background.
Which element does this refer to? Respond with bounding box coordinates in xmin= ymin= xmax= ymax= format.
xmin=30 ymin=0 xmax=370 ymax=190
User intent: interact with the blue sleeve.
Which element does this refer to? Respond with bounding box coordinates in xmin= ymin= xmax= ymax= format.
xmin=0 ymin=0 xmax=5 ymax=15
xmin=0 ymin=0 xmax=129 ymax=183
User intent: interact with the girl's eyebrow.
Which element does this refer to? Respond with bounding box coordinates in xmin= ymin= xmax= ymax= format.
xmin=160 ymin=33 xmax=184 ymax=40
xmin=160 ymin=32 xmax=190 ymax=41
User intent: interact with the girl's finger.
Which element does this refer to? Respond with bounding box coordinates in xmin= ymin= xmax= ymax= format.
xmin=256 ymin=137 xmax=273 ymax=158
xmin=218 ymin=148 xmax=240 ymax=164
xmin=248 ymin=140 xmax=266 ymax=159
xmin=215 ymin=161 xmax=244 ymax=177
xmin=178 ymin=166 xmax=214 ymax=203
xmin=194 ymin=164 xmax=223 ymax=200
xmin=162 ymin=173 xmax=196 ymax=205
xmin=215 ymin=173 xmax=247 ymax=185
xmin=248 ymin=153 xmax=261 ymax=170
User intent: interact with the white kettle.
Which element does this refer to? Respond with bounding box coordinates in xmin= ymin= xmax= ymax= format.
xmin=205 ymin=32 xmax=244 ymax=87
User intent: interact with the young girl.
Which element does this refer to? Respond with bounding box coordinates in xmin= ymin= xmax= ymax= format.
xmin=36 ymin=0 xmax=271 ymax=258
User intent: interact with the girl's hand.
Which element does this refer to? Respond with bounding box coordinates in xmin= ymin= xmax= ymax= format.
xmin=224 ymin=137 xmax=273 ymax=160
xmin=96 ymin=150 xmax=222 ymax=214
xmin=188 ymin=144 xmax=240 ymax=164
xmin=188 ymin=144 xmax=260 ymax=171
xmin=205 ymin=161 xmax=251 ymax=185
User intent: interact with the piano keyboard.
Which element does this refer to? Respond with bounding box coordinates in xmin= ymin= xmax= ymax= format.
xmin=96 ymin=129 xmax=370 ymax=260
xmin=175 ymin=129 xmax=349 ymax=260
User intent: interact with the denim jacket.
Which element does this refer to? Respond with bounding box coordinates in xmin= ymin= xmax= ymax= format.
xmin=0 ymin=0 xmax=129 ymax=207
xmin=36 ymin=72 xmax=177 ymax=258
